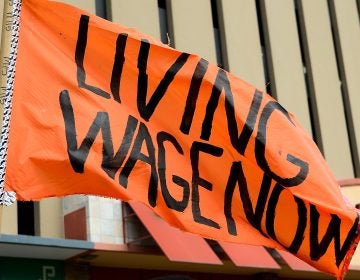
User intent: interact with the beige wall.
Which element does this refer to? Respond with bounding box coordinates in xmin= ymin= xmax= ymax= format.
xmin=111 ymin=0 xmax=161 ymax=40
xmin=36 ymin=198 xmax=64 ymax=238
xmin=63 ymin=195 xmax=123 ymax=244
xmin=332 ymin=0 xmax=360 ymax=174
xmin=168 ymin=0 xmax=217 ymax=64
xmin=217 ymin=0 xmax=265 ymax=91
xmin=60 ymin=0 xmax=96 ymax=13
xmin=299 ymin=0 xmax=354 ymax=178
xmin=261 ymin=0 xmax=312 ymax=134
xmin=0 ymin=203 xmax=17 ymax=234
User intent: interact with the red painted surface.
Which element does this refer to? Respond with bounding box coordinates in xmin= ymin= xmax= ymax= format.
xmin=277 ymin=250 xmax=317 ymax=272
xmin=129 ymin=201 xmax=222 ymax=265
xmin=218 ymin=241 xmax=280 ymax=269
xmin=64 ymin=207 xmax=87 ymax=241
xmin=338 ymin=178 xmax=360 ymax=187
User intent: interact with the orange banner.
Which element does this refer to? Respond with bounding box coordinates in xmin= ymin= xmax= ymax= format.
xmin=1 ymin=0 xmax=359 ymax=277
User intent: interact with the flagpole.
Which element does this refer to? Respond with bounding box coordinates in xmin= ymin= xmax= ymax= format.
xmin=0 ymin=0 xmax=13 ymax=232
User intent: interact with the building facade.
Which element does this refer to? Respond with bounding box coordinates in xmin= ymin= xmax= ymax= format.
xmin=0 ymin=0 xmax=360 ymax=279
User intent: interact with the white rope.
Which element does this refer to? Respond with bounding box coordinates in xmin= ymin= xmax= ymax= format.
xmin=0 ymin=0 xmax=22 ymax=206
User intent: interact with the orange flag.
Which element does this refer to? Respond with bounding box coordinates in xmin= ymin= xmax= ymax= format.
xmin=0 ymin=0 xmax=359 ymax=278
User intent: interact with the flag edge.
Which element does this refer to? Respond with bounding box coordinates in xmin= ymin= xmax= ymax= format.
xmin=0 ymin=0 xmax=22 ymax=206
